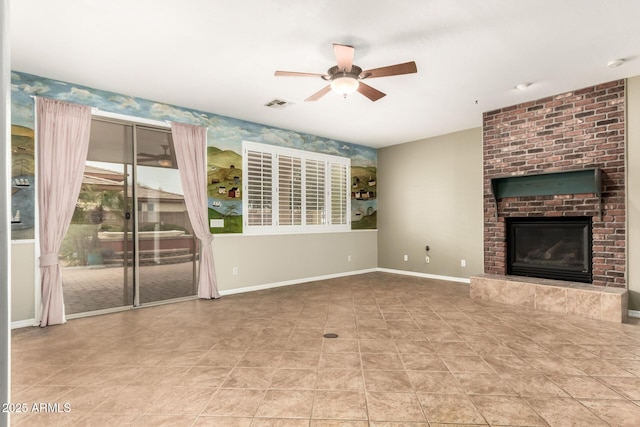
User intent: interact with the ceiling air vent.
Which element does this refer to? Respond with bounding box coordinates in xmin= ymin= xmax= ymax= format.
xmin=264 ymin=99 xmax=292 ymax=109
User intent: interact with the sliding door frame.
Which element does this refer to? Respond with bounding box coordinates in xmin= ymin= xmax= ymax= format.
xmin=64 ymin=110 xmax=198 ymax=319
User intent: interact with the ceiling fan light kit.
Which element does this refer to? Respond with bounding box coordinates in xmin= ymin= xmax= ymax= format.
xmin=275 ymin=43 xmax=417 ymax=102
xmin=331 ymin=76 xmax=360 ymax=97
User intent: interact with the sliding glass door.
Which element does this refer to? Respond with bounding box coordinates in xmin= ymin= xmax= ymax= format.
xmin=135 ymin=126 xmax=198 ymax=304
xmin=61 ymin=118 xmax=197 ymax=315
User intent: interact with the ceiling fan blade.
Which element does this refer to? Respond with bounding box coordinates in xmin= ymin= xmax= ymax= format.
xmin=305 ymin=85 xmax=332 ymax=102
xmin=137 ymin=153 xmax=158 ymax=158
xmin=360 ymin=61 xmax=417 ymax=79
xmin=275 ymin=70 xmax=326 ymax=77
xmin=357 ymin=82 xmax=386 ymax=102
xmin=334 ymin=43 xmax=355 ymax=72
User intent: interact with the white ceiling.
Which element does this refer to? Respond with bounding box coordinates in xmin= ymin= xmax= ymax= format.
xmin=10 ymin=0 xmax=640 ymax=148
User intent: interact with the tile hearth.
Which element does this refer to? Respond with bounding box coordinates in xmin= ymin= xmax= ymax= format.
xmin=470 ymin=274 xmax=628 ymax=323
xmin=10 ymin=272 xmax=640 ymax=426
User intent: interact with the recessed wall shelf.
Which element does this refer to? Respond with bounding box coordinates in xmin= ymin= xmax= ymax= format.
xmin=490 ymin=168 xmax=602 ymax=219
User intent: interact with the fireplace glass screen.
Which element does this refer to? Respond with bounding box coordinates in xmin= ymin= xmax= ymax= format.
xmin=506 ymin=217 xmax=592 ymax=283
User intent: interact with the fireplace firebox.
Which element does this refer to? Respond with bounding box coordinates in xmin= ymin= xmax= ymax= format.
xmin=506 ymin=217 xmax=592 ymax=283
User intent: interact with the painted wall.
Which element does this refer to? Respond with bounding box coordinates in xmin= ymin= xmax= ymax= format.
xmin=9 ymin=72 xmax=378 ymax=324
xmin=628 ymin=76 xmax=640 ymax=310
xmin=11 ymin=243 xmax=35 ymax=322
xmin=213 ymin=231 xmax=377 ymax=292
xmin=377 ymin=128 xmax=484 ymax=279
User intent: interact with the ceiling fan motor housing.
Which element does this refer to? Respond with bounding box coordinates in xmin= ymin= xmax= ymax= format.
xmin=325 ymin=65 xmax=363 ymax=81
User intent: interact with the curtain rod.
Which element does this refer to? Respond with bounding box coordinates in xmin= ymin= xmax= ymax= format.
xmin=91 ymin=108 xmax=171 ymax=128
xmin=28 ymin=97 xmax=170 ymax=128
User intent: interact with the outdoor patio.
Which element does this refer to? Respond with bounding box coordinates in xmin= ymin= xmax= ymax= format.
xmin=63 ymin=261 xmax=197 ymax=314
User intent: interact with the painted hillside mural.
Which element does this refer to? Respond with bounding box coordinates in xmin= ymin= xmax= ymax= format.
xmin=10 ymin=124 xmax=35 ymax=239
xmin=207 ymin=147 xmax=243 ymax=233
xmin=11 ymin=71 xmax=377 ymax=238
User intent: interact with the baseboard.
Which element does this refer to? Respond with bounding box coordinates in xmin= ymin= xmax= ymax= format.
xmin=376 ymin=268 xmax=471 ymax=284
xmin=219 ymin=268 xmax=378 ymax=296
xmin=11 ymin=318 xmax=37 ymax=329
xmin=628 ymin=310 xmax=640 ymax=319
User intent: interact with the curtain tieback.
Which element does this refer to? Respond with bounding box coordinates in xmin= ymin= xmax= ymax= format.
xmin=40 ymin=253 xmax=59 ymax=267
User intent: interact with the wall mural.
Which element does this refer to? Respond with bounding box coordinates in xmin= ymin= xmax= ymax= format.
xmin=10 ymin=71 xmax=377 ymax=238
xmin=10 ymin=124 xmax=35 ymax=240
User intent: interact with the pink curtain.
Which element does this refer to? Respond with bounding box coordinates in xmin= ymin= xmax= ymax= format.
xmin=37 ymin=98 xmax=92 ymax=326
xmin=171 ymin=122 xmax=220 ymax=299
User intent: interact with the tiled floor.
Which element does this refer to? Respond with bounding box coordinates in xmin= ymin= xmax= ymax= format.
xmin=10 ymin=272 xmax=640 ymax=426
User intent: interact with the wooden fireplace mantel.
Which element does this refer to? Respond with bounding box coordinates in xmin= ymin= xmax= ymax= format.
xmin=489 ymin=168 xmax=602 ymax=219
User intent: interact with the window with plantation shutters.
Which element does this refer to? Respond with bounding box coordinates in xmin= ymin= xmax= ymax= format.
xmin=243 ymin=141 xmax=350 ymax=234
xmin=330 ymin=162 xmax=349 ymax=225
xmin=305 ymin=158 xmax=325 ymax=225
xmin=278 ymin=154 xmax=302 ymax=226
xmin=246 ymin=149 xmax=273 ymax=227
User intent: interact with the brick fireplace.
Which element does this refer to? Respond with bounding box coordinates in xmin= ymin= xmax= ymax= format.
xmin=483 ymin=80 xmax=625 ymax=288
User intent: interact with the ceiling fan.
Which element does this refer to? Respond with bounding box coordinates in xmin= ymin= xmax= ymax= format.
xmin=275 ymin=43 xmax=417 ymax=102
xmin=138 ymin=144 xmax=173 ymax=167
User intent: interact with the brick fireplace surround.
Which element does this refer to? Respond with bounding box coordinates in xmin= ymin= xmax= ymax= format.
xmin=472 ymin=80 xmax=627 ymax=321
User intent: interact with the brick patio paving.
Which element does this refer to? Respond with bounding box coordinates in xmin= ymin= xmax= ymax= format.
xmin=63 ymin=261 xmax=197 ymax=314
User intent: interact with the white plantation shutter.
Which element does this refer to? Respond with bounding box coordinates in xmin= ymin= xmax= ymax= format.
xmin=246 ymin=149 xmax=273 ymax=226
xmin=331 ymin=162 xmax=349 ymax=225
xmin=243 ymin=141 xmax=350 ymax=233
xmin=305 ymin=158 xmax=325 ymax=225
xmin=278 ymin=154 xmax=302 ymax=226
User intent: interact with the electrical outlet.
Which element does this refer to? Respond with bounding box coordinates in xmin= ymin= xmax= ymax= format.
xmin=425 ymin=256 xmax=430 ymax=264
xmin=403 ymin=254 xmax=408 ymax=262
xmin=461 ymin=259 xmax=466 ymax=267
xmin=232 ymin=266 xmax=238 ymax=275
xmin=347 ymin=255 xmax=352 ymax=262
